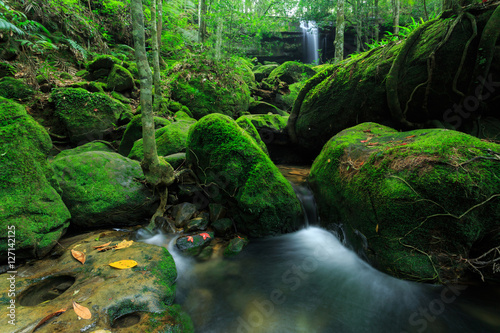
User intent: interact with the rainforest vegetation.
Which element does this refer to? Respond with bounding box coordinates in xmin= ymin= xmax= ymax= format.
xmin=1 ymin=0 xmax=500 ymax=332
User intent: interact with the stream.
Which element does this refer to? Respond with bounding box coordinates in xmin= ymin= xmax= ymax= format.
xmin=137 ymin=167 xmax=500 ymax=333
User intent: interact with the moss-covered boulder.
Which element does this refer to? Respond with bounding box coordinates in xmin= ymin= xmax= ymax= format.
xmin=235 ymin=116 xmax=269 ymax=155
xmin=0 ymin=229 xmax=192 ymax=332
xmin=128 ymin=117 xmax=196 ymax=160
xmin=0 ymin=77 xmax=34 ymax=101
xmin=168 ymin=58 xmax=251 ymax=119
xmin=0 ymin=97 xmax=71 ymax=260
xmin=87 ymin=54 xmax=121 ymax=72
xmin=237 ymin=114 xmax=289 ymax=146
xmin=51 ymin=88 xmax=130 ymax=144
xmin=248 ymin=100 xmax=287 ymax=116
xmin=265 ymin=61 xmax=316 ymax=86
xmin=253 ymin=63 xmax=279 ymax=82
xmin=51 ymin=150 xmax=157 ymax=228
xmin=107 ymin=64 xmax=135 ymax=92
xmin=187 ymin=114 xmax=302 ymax=237
xmin=55 ymin=141 xmax=115 ymax=159
xmin=69 ymin=81 xmax=107 ymax=93
xmin=290 ymin=7 xmax=500 ymax=153
xmin=309 ymin=122 xmax=500 ymax=283
xmin=119 ymin=114 xmax=172 ymax=156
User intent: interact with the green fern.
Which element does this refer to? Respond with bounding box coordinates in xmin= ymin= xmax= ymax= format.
xmin=0 ymin=18 xmax=25 ymax=35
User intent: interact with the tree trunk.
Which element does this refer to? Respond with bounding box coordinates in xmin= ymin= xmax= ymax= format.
xmin=130 ymin=0 xmax=173 ymax=188
xmin=198 ymin=0 xmax=207 ymax=43
xmin=215 ymin=15 xmax=224 ymax=60
xmin=151 ymin=0 xmax=162 ymax=112
xmin=393 ymin=0 xmax=400 ymax=36
xmin=374 ymin=0 xmax=379 ymax=42
xmin=157 ymin=0 xmax=163 ymax=46
xmin=334 ymin=0 xmax=345 ymax=62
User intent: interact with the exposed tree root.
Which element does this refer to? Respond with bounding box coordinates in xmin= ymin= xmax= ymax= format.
xmin=453 ymin=12 xmax=478 ymax=97
xmin=468 ymin=3 xmax=500 ymax=102
xmin=386 ymin=20 xmax=434 ymax=129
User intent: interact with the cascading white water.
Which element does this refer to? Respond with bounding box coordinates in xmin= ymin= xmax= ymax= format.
xmin=136 ymin=185 xmax=500 ymax=333
xmin=300 ymin=21 xmax=319 ymax=65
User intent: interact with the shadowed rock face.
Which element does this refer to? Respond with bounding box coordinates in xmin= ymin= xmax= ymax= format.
xmin=309 ymin=122 xmax=500 ymax=284
xmin=0 ymin=229 xmax=192 ymax=332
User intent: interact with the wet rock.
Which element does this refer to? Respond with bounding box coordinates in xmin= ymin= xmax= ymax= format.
xmin=107 ymin=64 xmax=134 ymax=92
xmin=51 ymin=151 xmax=157 ymax=228
xmin=0 ymin=77 xmax=34 ymax=101
xmin=172 ymin=202 xmax=197 ymax=228
xmin=176 ymin=232 xmax=214 ymax=256
xmin=185 ymin=216 xmax=210 ymax=232
xmin=118 ymin=114 xmax=171 ymax=157
xmin=0 ymin=230 xmax=192 ymax=332
xmin=224 ymin=236 xmax=248 ymax=257
xmin=212 ymin=218 xmax=233 ymax=237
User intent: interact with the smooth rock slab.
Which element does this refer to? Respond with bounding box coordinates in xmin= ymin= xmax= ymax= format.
xmin=0 ymin=230 xmax=192 ymax=332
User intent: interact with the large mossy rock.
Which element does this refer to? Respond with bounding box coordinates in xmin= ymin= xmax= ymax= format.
xmin=186 ymin=114 xmax=302 ymax=237
xmin=290 ymin=6 xmax=500 ymax=154
xmin=0 ymin=230 xmax=193 ymax=333
xmin=51 ymin=88 xmax=130 ymax=144
xmin=168 ymin=58 xmax=251 ymax=119
xmin=119 ymin=114 xmax=171 ymax=156
xmin=128 ymin=117 xmax=196 ymax=160
xmin=0 ymin=97 xmax=71 ymax=260
xmin=0 ymin=77 xmax=34 ymax=101
xmin=309 ymin=122 xmax=500 ymax=283
xmin=253 ymin=63 xmax=279 ymax=82
xmin=51 ymin=150 xmax=157 ymax=228
xmin=237 ymin=114 xmax=289 ymax=147
xmin=265 ymin=61 xmax=316 ymax=86
xmin=107 ymin=64 xmax=135 ymax=92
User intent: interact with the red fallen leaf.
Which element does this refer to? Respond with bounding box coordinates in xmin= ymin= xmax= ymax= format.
xmin=73 ymin=301 xmax=92 ymax=319
xmin=187 ymin=236 xmax=194 ymax=243
xmin=93 ymin=108 xmax=98 ymax=112
xmin=71 ymin=249 xmax=86 ymax=264
xmin=33 ymin=308 xmax=66 ymax=332
xmin=359 ymin=161 xmax=364 ymax=166
xmin=399 ymin=143 xmax=408 ymax=146
xmin=360 ymin=140 xmax=368 ymax=143
xmin=405 ymin=135 xmax=416 ymax=139
xmin=93 ymin=241 xmax=112 ymax=249
xmin=200 ymin=233 xmax=211 ymax=240
xmin=368 ymin=142 xmax=379 ymax=146
xmin=363 ymin=129 xmax=372 ymax=133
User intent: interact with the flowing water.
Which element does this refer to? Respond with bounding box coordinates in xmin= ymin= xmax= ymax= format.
xmin=137 ymin=173 xmax=500 ymax=333
xmin=300 ymin=21 xmax=319 ymax=65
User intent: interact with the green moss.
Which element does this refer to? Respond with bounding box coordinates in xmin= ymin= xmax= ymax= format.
xmin=50 ymin=87 xmax=130 ymax=143
xmin=167 ymin=57 xmax=251 ymax=119
xmin=253 ymin=64 xmax=278 ymax=81
xmin=119 ymin=114 xmax=172 ymax=156
xmin=0 ymin=77 xmax=34 ymax=101
xmin=69 ymin=81 xmax=107 ymax=93
xmin=186 ymin=114 xmax=302 ymax=237
xmin=87 ymin=54 xmax=122 ymax=71
xmin=128 ymin=117 xmax=195 ymax=160
xmin=59 ymin=72 xmax=72 ymax=80
xmin=75 ymin=70 xmax=88 ymax=77
xmin=235 ymin=117 xmax=269 ymax=155
xmin=0 ymin=97 xmax=70 ymax=260
xmin=266 ymin=61 xmax=316 ymax=85
xmin=107 ymin=64 xmax=135 ymax=92
xmin=55 ymin=141 xmax=115 ymax=159
xmin=309 ymin=122 xmax=500 ymax=282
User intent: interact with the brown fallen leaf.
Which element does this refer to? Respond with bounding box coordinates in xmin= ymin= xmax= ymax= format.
xmin=97 ymin=246 xmax=115 ymax=252
xmin=93 ymin=241 xmax=112 ymax=249
xmin=109 ymin=260 xmax=138 ymax=269
xmin=114 ymin=240 xmax=133 ymax=250
xmin=73 ymin=301 xmax=92 ymax=319
xmin=32 ymin=308 xmax=66 ymax=332
xmin=71 ymin=249 xmax=86 ymax=264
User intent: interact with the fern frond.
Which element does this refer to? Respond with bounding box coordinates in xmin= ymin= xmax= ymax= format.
xmin=0 ymin=18 xmax=25 ymax=35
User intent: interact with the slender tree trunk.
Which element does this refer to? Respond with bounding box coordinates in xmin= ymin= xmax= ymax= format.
xmin=151 ymin=0 xmax=162 ymax=112
xmin=334 ymin=0 xmax=345 ymax=62
xmin=374 ymin=0 xmax=379 ymax=42
xmin=216 ymin=15 xmax=224 ymax=59
xmin=198 ymin=0 xmax=207 ymax=43
xmin=393 ymin=0 xmax=400 ymax=36
xmin=423 ymin=0 xmax=429 ymax=21
xmin=157 ymin=0 xmax=163 ymax=46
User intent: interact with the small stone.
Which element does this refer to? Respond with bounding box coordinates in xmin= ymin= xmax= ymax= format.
xmin=224 ymin=236 xmax=248 ymax=257
xmin=172 ymin=202 xmax=197 ymax=228
xmin=185 ymin=216 xmax=209 ymax=232
xmin=176 ymin=232 xmax=214 ymax=256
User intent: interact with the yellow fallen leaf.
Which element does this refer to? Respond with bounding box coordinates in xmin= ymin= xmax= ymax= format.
xmin=114 ymin=240 xmax=133 ymax=250
xmin=71 ymin=249 xmax=86 ymax=264
xmin=375 ymin=224 xmax=379 ymax=233
xmin=73 ymin=301 xmax=91 ymax=319
xmin=109 ymin=260 xmax=138 ymax=269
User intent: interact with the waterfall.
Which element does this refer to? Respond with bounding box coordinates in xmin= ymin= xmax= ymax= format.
xmin=300 ymin=21 xmax=319 ymax=65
